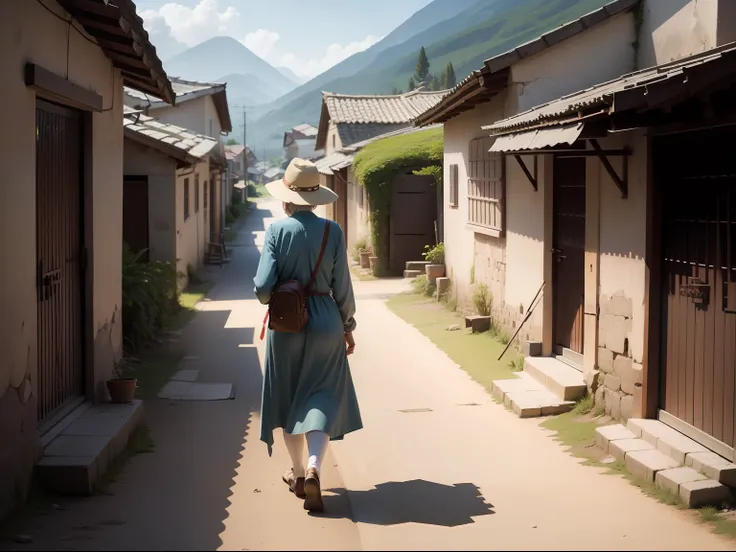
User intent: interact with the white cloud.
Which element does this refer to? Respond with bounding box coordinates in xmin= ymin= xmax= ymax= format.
xmin=242 ymin=29 xmax=280 ymax=60
xmin=279 ymin=35 xmax=382 ymax=79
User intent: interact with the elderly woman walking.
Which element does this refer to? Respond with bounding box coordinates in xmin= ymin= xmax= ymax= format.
xmin=254 ymin=157 xmax=362 ymax=513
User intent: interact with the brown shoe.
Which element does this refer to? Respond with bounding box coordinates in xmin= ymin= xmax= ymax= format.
xmin=282 ymin=468 xmax=306 ymax=499
xmin=303 ymin=468 xmax=324 ymax=512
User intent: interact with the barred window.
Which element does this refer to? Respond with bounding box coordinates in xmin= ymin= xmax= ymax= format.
xmin=468 ymin=136 xmax=504 ymax=234
xmin=184 ymin=178 xmax=190 ymax=220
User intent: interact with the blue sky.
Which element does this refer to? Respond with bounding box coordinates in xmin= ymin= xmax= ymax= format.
xmin=135 ymin=0 xmax=434 ymax=79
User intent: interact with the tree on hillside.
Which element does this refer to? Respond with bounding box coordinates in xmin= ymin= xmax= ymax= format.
xmin=429 ymin=74 xmax=441 ymax=91
xmin=415 ymin=46 xmax=430 ymax=82
xmin=408 ymin=76 xmax=416 ymax=92
xmin=391 ymin=87 xmax=402 ymax=95
xmin=225 ymin=138 xmax=239 ymax=146
xmin=444 ymin=62 xmax=457 ymax=89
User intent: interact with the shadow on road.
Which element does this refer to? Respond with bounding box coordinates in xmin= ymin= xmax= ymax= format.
xmin=321 ymin=480 xmax=494 ymax=527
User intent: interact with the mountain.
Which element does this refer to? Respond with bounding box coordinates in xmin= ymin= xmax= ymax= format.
xmin=217 ymin=73 xmax=286 ymax=106
xmin=277 ymin=67 xmax=305 ymax=85
xmin=250 ymin=0 xmax=613 ymax=156
xmin=164 ymin=37 xmax=298 ymax=100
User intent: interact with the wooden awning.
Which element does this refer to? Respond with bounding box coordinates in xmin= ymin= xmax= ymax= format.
xmin=57 ymin=0 xmax=175 ymax=105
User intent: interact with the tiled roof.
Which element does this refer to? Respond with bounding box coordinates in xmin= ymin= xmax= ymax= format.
xmin=337 ymin=123 xmax=409 ymax=148
xmin=414 ymin=0 xmax=639 ymax=126
xmin=125 ymin=77 xmax=232 ymax=133
xmin=483 ymin=42 xmax=736 ymax=135
xmin=323 ymin=89 xmax=448 ymax=125
xmin=123 ymin=106 xmax=218 ymax=163
xmin=293 ymin=123 xmax=318 ymax=137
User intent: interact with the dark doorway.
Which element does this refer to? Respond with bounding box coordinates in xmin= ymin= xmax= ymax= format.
xmin=389 ymin=170 xmax=437 ymax=274
xmin=552 ymin=156 xmax=586 ymax=358
xmin=35 ymin=99 xmax=85 ymax=422
xmin=123 ymin=175 xmax=150 ymax=261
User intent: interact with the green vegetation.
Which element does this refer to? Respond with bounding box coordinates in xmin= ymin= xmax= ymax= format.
xmin=443 ymin=62 xmax=457 ymax=89
xmin=352 ymin=237 xmax=370 ymax=263
xmin=353 ymin=127 xmax=443 ymax=275
xmin=472 ymin=283 xmax=492 ymax=317
xmin=225 ymin=138 xmax=239 ymax=146
xmin=122 ymin=244 xmax=179 ymax=351
xmin=415 ymin=46 xmax=430 ymax=82
xmin=387 ymin=292 xmax=519 ymax=390
xmin=422 ymin=242 xmax=445 ymax=264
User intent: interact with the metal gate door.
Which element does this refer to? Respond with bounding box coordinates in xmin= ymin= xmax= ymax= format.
xmin=36 ymin=100 xmax=85 ymax=422
xmin=659 ymin=128 xmax=736 ymax=452
xmin=552 ymin=156 xmax=586 ymax=356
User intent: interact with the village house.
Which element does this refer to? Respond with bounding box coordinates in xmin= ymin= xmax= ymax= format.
xmin=125 ymin=77 xmax=232 ymax=268
xmin=0 ymin=0 xmax=173 ymax=519
xmin=314 ymin=89 xmax=446 ymax=249
xmin=415 ymin=0 xmax=736 ymax=482
xmin=283 ymin=123 xmax=320 ymax=161
xmin=224 ymin=144 xmax=258 ymax=204
xmin=123 ymin=107 xmax=224 ymax=277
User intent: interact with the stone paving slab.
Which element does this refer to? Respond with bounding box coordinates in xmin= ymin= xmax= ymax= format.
xmin=523 ymin=356 xmax=586 ymax=401
xmin=686 ymin=451 xmax=736 ymax=487
xmin=609 ymin=438 xmax=654 ymax=462
xmin=171 ymin=369 xmax=199 ymax=382
xmin=595 ymin=424 xmax=637 ymax=454
xmin=625 ymin=449 xmax=680 ymax=482
xmin=655 ymin=466 xmax=707 ymax=496
xmin=680 ymin=479 xmax=732 ymax=508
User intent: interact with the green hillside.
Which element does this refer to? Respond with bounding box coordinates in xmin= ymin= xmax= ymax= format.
xmin=251 ymin=0 xmax=616 ymax=155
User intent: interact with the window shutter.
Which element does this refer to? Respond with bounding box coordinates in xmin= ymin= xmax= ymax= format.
xmin=449 ymin=164 xmax=459 ymax=207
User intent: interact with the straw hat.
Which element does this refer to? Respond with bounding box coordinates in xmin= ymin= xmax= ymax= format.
xmin=265 ymin=158 xmax=338 ymax=206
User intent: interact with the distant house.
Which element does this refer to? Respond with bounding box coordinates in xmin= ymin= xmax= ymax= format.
xmin=315 ymin=90 xmax=447 ymax=229
xmin=225 ymin=144 xmax=258 ymax=193
xmin=123 ymin=107 xmax=222 ymax=280
xmin=283 ymin=123 xmax=319 ymax=161
xmin=0 ymin=0 xmax=172 ymax=520
xmin=313 ymin=88 xmax=447 ymax=242
xmin=125 ymin=77 xmax=233 ymax=245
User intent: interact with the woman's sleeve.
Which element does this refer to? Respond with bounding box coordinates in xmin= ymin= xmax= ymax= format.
xmin=253 ymin=226 xmax=278 ymax=305
xmin=331 ymin=225 xmax=357 ymax=332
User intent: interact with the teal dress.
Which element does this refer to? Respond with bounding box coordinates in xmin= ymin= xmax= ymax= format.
xmin=254 ymin=211 xmax=363 ymax=455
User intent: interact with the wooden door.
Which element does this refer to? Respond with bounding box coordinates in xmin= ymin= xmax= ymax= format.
xmin=390 ymin=171 xmax=436 ymax=274
xmin=552 ymin=156 xmax=586 ymax=356
xmin=123 ymin=176 xmax=150 ymax=261
xmin=658 ymin=129 xmax=736 ymax=450
xmin=36 ymin=100 xmax=85 ymax=422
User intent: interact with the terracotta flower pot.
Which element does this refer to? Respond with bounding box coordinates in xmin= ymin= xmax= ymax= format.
xmin=425 ymin=264 xmax=446 ymax=283
xmin=107 ymin=378 xmax=137 ymax=404
xmin=359 ymin=251 xmax=371 ymax=269
xmin=369 ymin=256 xmax=379 ymax=273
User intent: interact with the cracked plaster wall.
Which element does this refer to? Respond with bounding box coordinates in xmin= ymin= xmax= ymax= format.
xmin=0 ymin=0 xmax=124 ymax=520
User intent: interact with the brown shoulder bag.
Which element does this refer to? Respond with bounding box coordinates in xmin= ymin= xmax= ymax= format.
xmin=260 ymin=220 xmax=331 ymax=339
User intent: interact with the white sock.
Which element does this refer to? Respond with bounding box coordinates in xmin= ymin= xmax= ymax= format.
xmin=283 ymin=431 xmax=305 ymax=478
xmin=306 ymin=430 xmax=329 ymax=476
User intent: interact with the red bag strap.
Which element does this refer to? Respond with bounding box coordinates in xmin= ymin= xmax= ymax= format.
xmin=306 ymin=220 xmax=331 ymax=293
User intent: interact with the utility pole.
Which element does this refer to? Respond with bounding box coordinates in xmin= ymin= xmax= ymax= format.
xmin=232 ymin=104 xmax=252 ymax=203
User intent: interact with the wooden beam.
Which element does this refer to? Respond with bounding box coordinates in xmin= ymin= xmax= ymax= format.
xmin=25 ymin=63 xmax=103 ymax=112
xmin=513 ymin=154 xmax=538 ymax=191
xmin=589 ymin=138 xmax=628 ymax=198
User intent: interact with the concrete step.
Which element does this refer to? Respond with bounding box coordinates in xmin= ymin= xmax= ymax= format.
xmin=627 ymin=418 xmax=736 ymax=487
xmin=523 ymin=356 xmax=586 ymax=402
xmin=403 ymin=269 xmax=422 ymax=279
xmin=405 ymin=260 xmax=430 ymax=271
xmin=36 ymin=400 xmax=144 ymax=495
xmin=595 ymin=423 xmax=733 ymax=508
xmin=491 ymin=372 xmax=574 ymax=418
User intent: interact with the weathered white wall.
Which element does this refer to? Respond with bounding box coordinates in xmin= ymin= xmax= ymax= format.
xmin=511 ymin=12 xmax=636 ymax=113
xmin=637 ymin=0 xmax=718 ymax=68
xmin=152 ymin=98 xmax=206 ymax=137
xmin=346 ymin=166 xmax=370 ymax=254
xmin=0 ymin=0 xmax=125 ymax=519
xmin=443 ymin=96 xmax=510 ymax=311
xmin=175 ymin=161 xmax=210 ymax=286
xmin=324 ymin=121 xmax=343 ymax=155
xmin=203 ymin=95 xmax=223 ymax=139
xmin=123 ymin=139 xmax=178 ymax=263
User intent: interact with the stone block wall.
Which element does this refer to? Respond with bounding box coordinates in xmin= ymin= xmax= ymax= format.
xmin=592 ymin=292 xmax=643 ymax=421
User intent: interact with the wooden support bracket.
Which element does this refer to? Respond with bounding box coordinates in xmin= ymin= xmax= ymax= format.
xmin=513 ymin=154 xmax=538 ymax=191
xmin=589 ymin=139 xmax=629 ymax=199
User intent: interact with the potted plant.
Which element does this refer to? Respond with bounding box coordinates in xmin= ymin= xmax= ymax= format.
xmin=107 ymin=358 xmax=137 ymax=404
xmin=423 ymin=243 xmax=446 ymax=283
xmin=369 ymin=255 xmax=379 ymax=273
xmin=356 ymin=239 xmax=372 ymax=269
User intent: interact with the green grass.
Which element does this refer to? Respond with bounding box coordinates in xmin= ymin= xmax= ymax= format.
xmin=387 ymin=292 xmax=517 ymax=391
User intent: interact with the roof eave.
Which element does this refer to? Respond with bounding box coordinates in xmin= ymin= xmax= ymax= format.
xmin=58 ymin=0 xmax=175 ymax=105
xmin=124 ymin=127 xmax=195 ymax=164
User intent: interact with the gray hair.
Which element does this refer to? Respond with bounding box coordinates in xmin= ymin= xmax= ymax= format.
xmin=284 ymin=202 xmax=316 ymax=215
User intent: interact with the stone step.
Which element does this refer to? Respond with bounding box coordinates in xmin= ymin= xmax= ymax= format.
xmin=403 ymin=269 xmax=422 ymax=279
xmin=627 ymin=418 xmax=736 ymax=487
xmin=36 ymin=400 xmax=144 ymax=495
xmin=523 ymin=356 xmax=586 ymax=402
xmin=595 ymin=424 xmax=733 ymax=508
xmin=492 ymin=372 xmax=574 ymax=418
xmin=405 ymin=260 xmax=430 ymax=271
